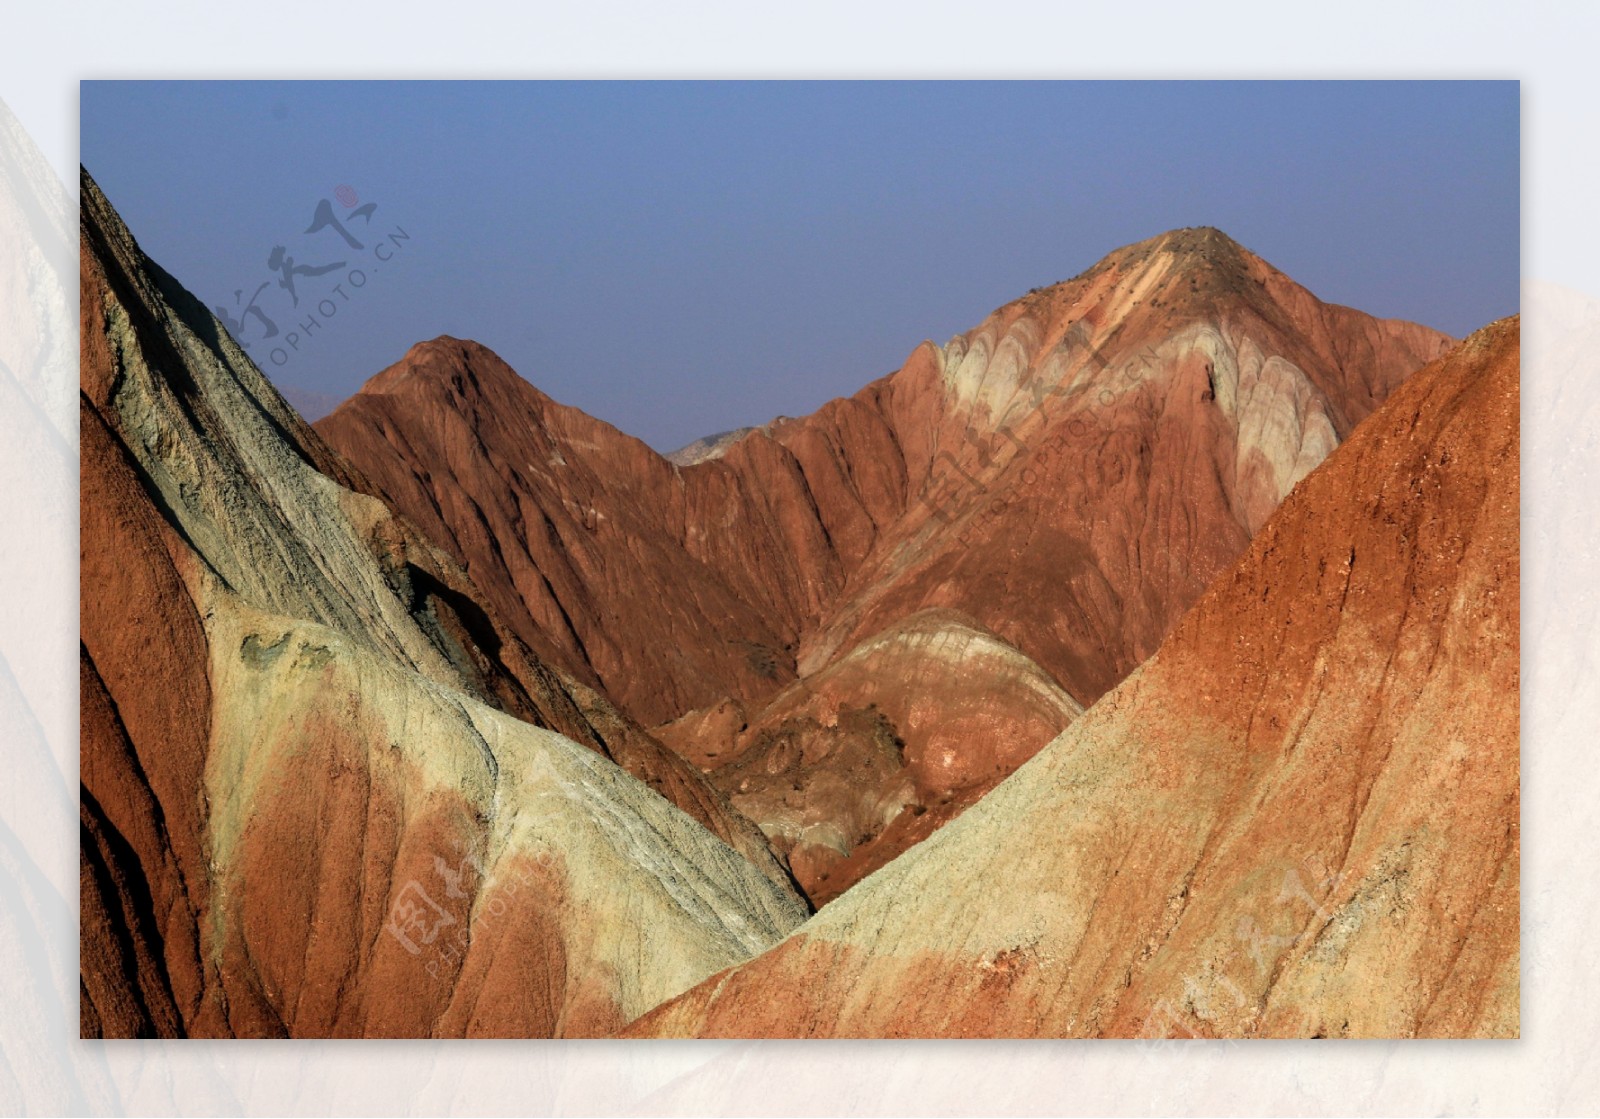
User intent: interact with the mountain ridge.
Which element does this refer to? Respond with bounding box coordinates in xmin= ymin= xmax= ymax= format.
xmin=316 ymin=226 xmax=1452 ymax=905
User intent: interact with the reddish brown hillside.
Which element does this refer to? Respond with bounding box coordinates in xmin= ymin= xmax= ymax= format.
xmin=628 ymin=316 xmax=1519 ymax=1039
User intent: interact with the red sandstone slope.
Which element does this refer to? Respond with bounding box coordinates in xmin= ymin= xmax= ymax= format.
xmin=627 ymin=317 xmax=1519 ymax=1039
xmin=793 ymin=228 xmax=1451 ymax=701
xmin=79 ymin=169 xmax=807 ymax=1038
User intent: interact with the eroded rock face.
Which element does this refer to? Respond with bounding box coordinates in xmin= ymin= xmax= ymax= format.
xmin=315 ymin=340 xmax=836 ymax=726
xmin=626 ymin=318 xmax=1519 ymax=1039
xmin=78 ymin=169 xmax=807 ymax=1038
xmin=671 ymin=610 xmax=1082 ymax=903
xmin=200 ymin=599 xmax=805 ymax=1038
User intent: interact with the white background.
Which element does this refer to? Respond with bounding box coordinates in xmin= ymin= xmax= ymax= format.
xmin=0 ymin=2 xmax=1593 ymax=1114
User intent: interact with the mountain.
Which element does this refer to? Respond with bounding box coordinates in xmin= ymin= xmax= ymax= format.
xmin=78 ymin=169 xmax=807 ymax=1038
xmin=625 ymin=317 xmax=1520 ymax=1039
xmin=317 ymin=227 xmax=1451 ymax=903
xmin=317 ymin=338 xmax=830 ymax=725
xmin=791 ymin=227 xmax=1451 ymax=701
xmin=79 ymin=153 xmax=1514 ymax=1042
xmin=665 ymin=426 xmax=760 ymax=466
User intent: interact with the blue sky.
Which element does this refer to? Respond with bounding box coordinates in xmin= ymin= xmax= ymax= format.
xmin=80 ymin=80 xmax=1519 ymax=451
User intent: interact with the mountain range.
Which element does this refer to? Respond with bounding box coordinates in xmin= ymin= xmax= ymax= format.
xmin=313 ymin=225 xmax=1452 ymax=902
xmin=79 ymin=167 xmax=1517 ymax=1038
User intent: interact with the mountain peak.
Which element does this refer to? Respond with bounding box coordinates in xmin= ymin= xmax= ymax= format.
xmin=1010 ymin=226 xmax=1269 ymax=317
xmin=405 ymin=334 xmax=481 ymax=361
xmin=1112 ymin=225 xmax=1258 ymax=279
xmin=358 ymin=335 xmax=534 ymax=401
xmin=1157 ymin=224 xmax=1246 ymax=251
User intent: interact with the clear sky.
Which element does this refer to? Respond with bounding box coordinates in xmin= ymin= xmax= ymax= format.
xmin=80 ymin=80 xmax=1519 ymax=452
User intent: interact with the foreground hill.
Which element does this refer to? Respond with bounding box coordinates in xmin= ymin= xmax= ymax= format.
xmin=627 ymin=317 xmax=1519 ymax=1038
xmin=78 ymin=169 xmax=806 ymax=1038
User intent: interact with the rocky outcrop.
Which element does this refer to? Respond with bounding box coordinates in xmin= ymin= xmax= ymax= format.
xmin=667 ymin=610 xmax=1082 ymax=903
xmin=627 ymin=317 xmax=1519 ymax=1039
xmin=78 ymin=168 xmax=807 ymax=1038
xmin=316 ymin=341 xmax=832 ymax=725
xmin=665 ymin=427 xmax=759 ymax=466
xmin=794 ymin=228 xmax=1453 ymax=704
